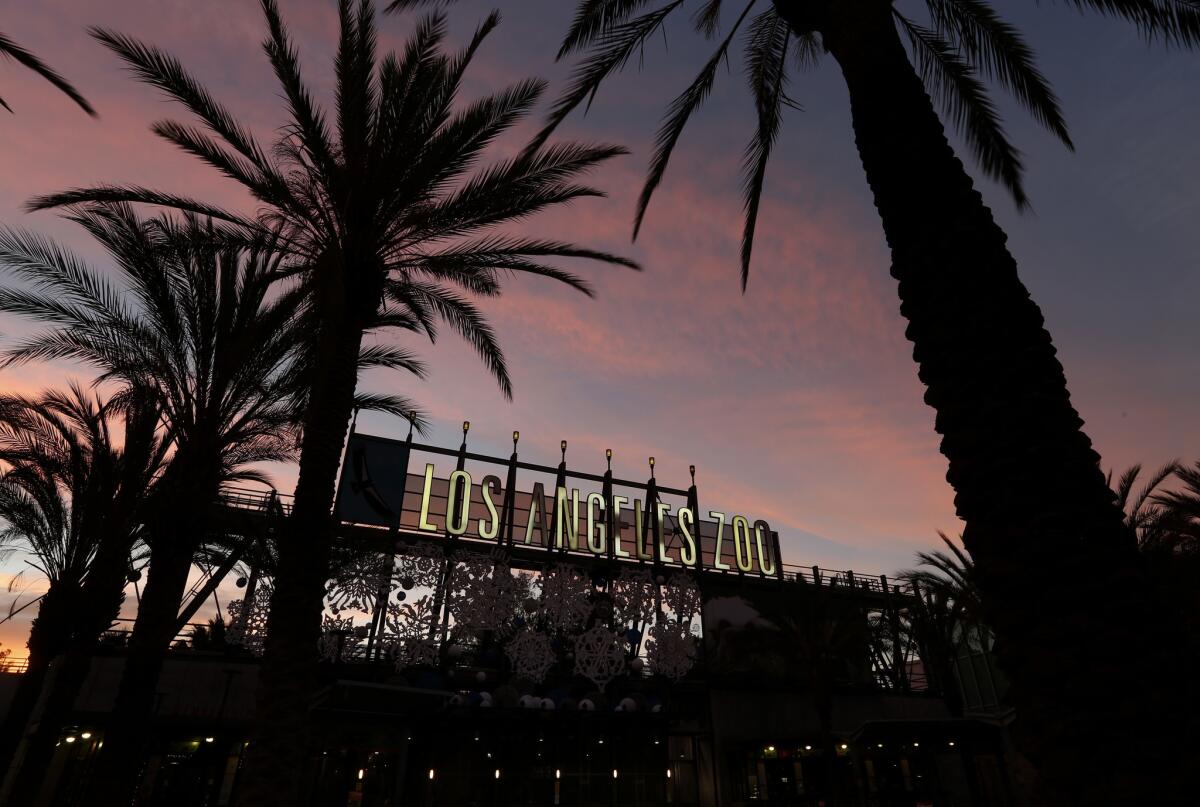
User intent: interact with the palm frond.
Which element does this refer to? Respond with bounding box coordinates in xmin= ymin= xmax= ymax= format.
xmin=739 ymin=8 xmax=790 ymax=290
xmin=928 ymin=0 xmax=1074 ymax=151
xmin=895 ymin=12 xmax=1028 ymax=209
xmin=0 ymin=30 xmax=96 ymax=115
xmin=633 ymin=0 xmax=758 ymax=240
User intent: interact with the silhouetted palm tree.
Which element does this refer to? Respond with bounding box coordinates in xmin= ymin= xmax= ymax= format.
xmin=902 ymin=531 xmax=982 ymax=628
xmin=0 ymin=205 xmax=318 ymax=801
xmin=1108 ymin=460 xmax=1180 ymax=550
xmin=27 ymin=4 xmax=634 ymax=801
xmin=0 ymin=30 xmax=94 ymax=116
xmin=0 ymin=384 xmax=163 ymax=790
xmin=387 ymin=0 xmax=1200 ymax=796
xmin=900 ymin=532 xmax=986 ymax=715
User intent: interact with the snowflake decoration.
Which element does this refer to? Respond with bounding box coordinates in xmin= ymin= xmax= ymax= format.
xmin=538 ymin=563 xmax=593 ymax=633
xmin=391 ymin=636 xmax=441 ymax=670
xmin=610 ymin=569 xmax=657 ymax=626
xmin=226 ymin=581 xmax=273 ymax=656
xmin=326 ymin=552 xmax=390 ymax=615
xmin=505 ymin=629 xmax=558 ymax=683
xmin=384 ymin=594 xmax=438 ymax=641
xmin=574 ymin=626 xmax=627 ymax=691
xmin=662 ymin=573 xmax=702 ymax=623
xmin=395 ymin=541 xmax=445 ymax=590
xmin=318 ymin=614 xmax=361 ymax=661
xmin=448 ymin=553 xmax=518 ymax=637
xmin=646 ymin=622 xmax=697 ymax=681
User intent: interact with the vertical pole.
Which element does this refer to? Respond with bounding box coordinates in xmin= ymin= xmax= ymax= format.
xmin=500 ymin=432 xmax=520 ymax=550
xmin=548 ymin=441 xmax=568 ymax=559
xmin=430 ymin=422 xmax=470 ymax=644
xmin=603 ymin=450 xmax=615 ymax=566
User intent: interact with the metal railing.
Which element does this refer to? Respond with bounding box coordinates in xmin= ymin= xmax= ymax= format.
xmin=219 ymin=486 xmax=294 ymax=516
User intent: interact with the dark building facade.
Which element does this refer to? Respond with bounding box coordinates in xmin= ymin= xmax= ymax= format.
xmin=0 ymin=433 xmax=1021 ymax=806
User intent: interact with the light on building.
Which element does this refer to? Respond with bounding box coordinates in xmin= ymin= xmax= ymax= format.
xmin=357 ymin=769 xmax=364 ymax=781
xmin=428 ymin=769 xmax=435 ymax=781
xmin=840 ymin=744 xmax=848 ymax=750
xmin=65 ymin=736 xmax=76 ymax=744
xmin=766 ymin=745 xmax=775 ymax=753
xmin=494 ymin=769 xmax=501 ymax=780
xmin=205 ymin=737 xmax=215 ymax=744
xmin=667 ymin=769 xmax=672 ymax=779
xmin=81 ymin=732 xmax=92 ymax=740
xmin=948 ymin=741 xmax=956 ymax=747
xmin=913 ymin=742 xmax=920 ymax=748
xmin=555 ymin=769 xmax=561 ymax=780
xmin=612 ymin=769 xmax=618 ymax=779
xmin=804 ymin=745 xmax=812 ymax=751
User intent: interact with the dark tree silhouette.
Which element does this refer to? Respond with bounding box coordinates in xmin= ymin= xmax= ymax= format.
xmin=388 ymin=0 xmax=1200 ymax=798
xmin=0 ymin=206 xmax=311 ymax=802
xmin=26 ymin=4 xmax=635 ymax=802
xmin=0 ymin=384 xmax=163 ymax=794
xmin=0 ymin=30 xmax=94 ymax=116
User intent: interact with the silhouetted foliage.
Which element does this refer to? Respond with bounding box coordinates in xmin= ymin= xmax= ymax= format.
xmin=0 ymin=30 xmax=95 ymax=116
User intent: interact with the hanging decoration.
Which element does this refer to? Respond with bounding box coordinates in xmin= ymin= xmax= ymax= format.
xmin=317 ymin=614 xmax=360 ymax=661
xmin=662 ymin=572 xmax=702 ymax=624
xmin=392 ymin=636 xmax=441 ymax=670
xmin=538 ymin=563 xmax=594 ymax=633
xmin=385 ymin=594 xmax=438 ymax=639
xmin=505 ymin=629 xmax=558 ymax=683
xmin=610 ymin=568 xmax=657 ymax=626
xmin=226 ymin=580 xmax=273 ymax=656
xmin=646 ymin=622 xmax=698 ymax=681
xmin=573 ymin=626 xmax=627 ymax=691
xmin=326 ymin=552 xmax=391 ymax=615
xmin=394 ymin=541 xmax=445 ymax=590
xmin=448 ymin=552 xmax=519 ymax=637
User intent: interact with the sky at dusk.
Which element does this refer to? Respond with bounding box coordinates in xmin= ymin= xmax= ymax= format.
xmin=1 ymin=1 xmax=1198 ymax=652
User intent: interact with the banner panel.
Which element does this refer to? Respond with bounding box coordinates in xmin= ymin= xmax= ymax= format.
xmin=335 ymin=434 xmax=412 ymax=528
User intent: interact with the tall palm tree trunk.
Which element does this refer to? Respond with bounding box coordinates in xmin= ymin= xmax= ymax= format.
xmin=235 ymin=316 xmax=365 ymax=807
xmin=84 ymin=534 xmax=196 ymax=803
xmin=767 ymin=0 xmax=1192 ymax=801
xmin=2 ymin=535 xmax=135 ymax=804
xmin=0 ymin=584 xmax=74 ymax=785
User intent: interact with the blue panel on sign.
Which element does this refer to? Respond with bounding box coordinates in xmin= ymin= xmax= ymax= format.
xmin=335 ymin=434 xmax=411 ymax=528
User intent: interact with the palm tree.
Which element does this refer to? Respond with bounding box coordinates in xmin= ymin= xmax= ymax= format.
xmin=1108 ymin=460 xmax=1180 ymax=550
xmin=386 ymin=0 xmax=1200 ymax=797
xmin=900 ymin=532 xmax=986 ymax=714
xmin=0 ymin=205 xmax=319 ymax=802
xmin=26 ymin=4 xmax=635 ymax=801
xmin=0 ymin=384 xmax=163 ymax=788
xmin=0 ymin=30 xmax=94 ymax=116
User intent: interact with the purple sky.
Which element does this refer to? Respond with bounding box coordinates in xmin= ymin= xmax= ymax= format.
xmin=1 ymin=1 xmax=1198 ymax=648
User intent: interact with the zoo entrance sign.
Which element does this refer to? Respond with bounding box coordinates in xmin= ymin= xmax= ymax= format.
xmin=334 ymin=427 xmax=782 ymax=577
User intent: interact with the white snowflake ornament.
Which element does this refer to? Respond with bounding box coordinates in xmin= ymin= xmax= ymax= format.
xmin=326 ymin=552 xmax=391 ymax=615
xmin=538 ymin=563 xmax=593 ymax=633
xmin=448 ymin=553 xmax=518 ymax=637
xmin=395 ymin=541 xmax=445 ymax=590
xmin=646 ymin=622 xmax=697 ymax=681
xmin=611 ymin=569 xmax=657 ymax=626
xmin=505 ymin=629 xmax=558 ymax=682
xmin=226 ymin=580 xmax=272 ymax=656
xmin=392 ymin=636 xmax=441 ymax=670
xmin=573 ymin=626 xmax=626 ymax=691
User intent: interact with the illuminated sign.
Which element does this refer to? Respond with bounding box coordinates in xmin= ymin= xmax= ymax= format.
xmin=335 ymin=431 xmax=781 ymax=577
